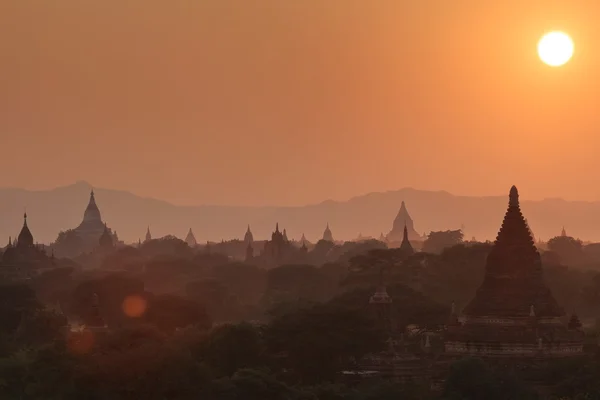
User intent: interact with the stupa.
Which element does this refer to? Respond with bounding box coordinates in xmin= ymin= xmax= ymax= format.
xmin=445 ymin=186 xmax=583 ymax=357
xmin=387 ymin=201 xmax=421 ymax=243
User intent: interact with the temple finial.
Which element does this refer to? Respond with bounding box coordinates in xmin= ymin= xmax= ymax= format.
xmin=509 ymin=185 xmax=519 ymax=207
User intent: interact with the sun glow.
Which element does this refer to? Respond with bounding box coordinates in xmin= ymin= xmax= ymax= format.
xmin=537 ymin=31 xmax=574 ymax=67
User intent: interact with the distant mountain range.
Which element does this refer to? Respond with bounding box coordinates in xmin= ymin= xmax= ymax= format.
xmin=1 ymin=181 xmax=599 ymax=245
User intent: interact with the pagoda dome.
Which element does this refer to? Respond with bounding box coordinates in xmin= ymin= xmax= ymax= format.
xmin=83 ymin=190 xmax=102 ymax=222
xmin=17 ymin=213 xmax=34 ymax=248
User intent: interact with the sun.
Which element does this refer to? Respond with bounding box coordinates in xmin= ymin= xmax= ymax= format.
xmin=537 ymin=31 xmax=574 ymax=67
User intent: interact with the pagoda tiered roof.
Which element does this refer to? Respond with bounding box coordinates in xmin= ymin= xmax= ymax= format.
xmin=463 ymin=186 xmax=563 ymax=318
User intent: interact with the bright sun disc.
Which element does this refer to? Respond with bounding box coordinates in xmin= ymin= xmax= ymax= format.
xmin=537 ymin=31 xmax=574 ymax=67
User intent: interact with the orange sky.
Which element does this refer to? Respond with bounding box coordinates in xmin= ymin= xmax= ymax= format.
xmin=1 ymin=1 xmax=599 ymax=206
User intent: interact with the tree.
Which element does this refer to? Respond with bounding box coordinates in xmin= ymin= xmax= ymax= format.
xmin=262 ymin=264 xmax=334 ymax=310
xmin=200 ymin=323 xmax=265 ymax=377
xmin=264 ymin=303 xmax=385 ymax=383
xmin=211 ymin=262 xmax=267 ymax=307
xmin=186 ymin=279 xmax=241 ymax=322
xmin=0 ymin=284 xmax=40 ymax=336
xmin=443 ymin=358 xmax=537 ymax=400
xmin=101 ymin=246 xmax=145 ymax=271
xmin=140 ymin=236 xmax=194 ymax=259
xmin=423 ymin=230 xmax=464 ymax=254
xmin=547 ymin=235 xmax=585 ymax=266
xmin=144 ymin=293 xmax=211 ymax=334
xmin=52 ymin=229 xmax=85 ymax=258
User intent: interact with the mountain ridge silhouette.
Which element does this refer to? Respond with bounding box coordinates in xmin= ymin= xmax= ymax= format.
xmin=0 ymin=181 xmax=598 ymax=245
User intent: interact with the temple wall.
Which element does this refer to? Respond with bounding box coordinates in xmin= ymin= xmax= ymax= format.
xmin=445 ymin=341 xmax=583 ymax=357
xmin=464 ymin=316 xmax=564 ymax=326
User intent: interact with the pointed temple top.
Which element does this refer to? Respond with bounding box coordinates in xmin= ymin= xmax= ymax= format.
xmin=399 ymin=223 xmax=414 ymax=254
xmin=463 ymin=186 xmax=563 ymax=318
xmin=145 ymin=226 xmax=152 ymax=241
xmin=323 ymin=223 xmax=334 ymax=242
xmin=509 ymin=185 xmax=519 ymax=207
xmin=185 ymin=228 xmax=197 ymax=247
xmin=83 ymin=188 xmax=101 ymax=223
xmin=244 ymin=225 xmax=254 ymax=243
xmin=17 ymin=211 xmax=34 ymax=248
xmin=275 ymin=222 xmax=279 ymax=233
xmin=561 ymin=226 xmax=567 ymax=237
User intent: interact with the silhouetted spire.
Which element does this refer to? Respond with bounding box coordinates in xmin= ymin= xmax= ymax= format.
xmin=561 ymin=226 xmax=567 ymax=237
xmin=275 ymin=223 xmax=280 ymax=233
xmin=17 ymin=212 xmax=34 ymax=248
xmin=83 ymin=189 xmax=102 ymax=223
xmin=399 ymin=224 xmax=414 ymax=254
xmin=323 ymin=223 xmax=334 ymax=242
xmin=185 ymin=228 xmax=197 ymax=247
xmin=463 ymin=186 xmax=563 ymax=318
xmin=145 ymin=226 xmax=151 ymax=242
xmin=244 ymin=225 xmax=254 ymax=243
xmin=388 ymin=200 xmax=420 ymax=242
xmin=282 ymin=229 xmax=288 ymax=241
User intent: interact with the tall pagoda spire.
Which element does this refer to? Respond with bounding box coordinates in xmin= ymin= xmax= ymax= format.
xmin=399 ymin=224 xmax=414 ymax=255
xmin=323 ymin=223 xmax=334 ymax=242
xmin=17 ymin=212 xmax=34 ymax=248
xmin=244 ymin=225 xmax=254 ymax=243
xmin=185 ymin=228 xmax=197 ymax=247
xmin=387 ymin=201 xmax=420 ymax=242
xmin=82 ymin=189 xmax=102 ymax=223
xmin=145 ymin=226 xmax=151 ymax=242
xmin=463 ymin=186 xmax=563 ymax=318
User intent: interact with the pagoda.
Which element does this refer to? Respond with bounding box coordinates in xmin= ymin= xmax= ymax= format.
xmin=244 ymin=225 xmax=254 ymax=243
xmin=445 ymin=186 xmax=583 ymax=357
xmin=387 ymin=201 xmax=421 ymax=243
xmin=185 ymin=228 xmax=197 ymax=248
xmin=399 ymin=225 xmax=414 ymax=255
xmin=322 ymin=223 xmax=334 ymax=242
xmin=72 ymin=190 xmax=118 ymax=251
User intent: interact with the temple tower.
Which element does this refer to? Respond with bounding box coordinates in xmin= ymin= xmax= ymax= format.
xmin=145 ymin=227 xmax=152 ymax=242
xmin=244 ymin=225 xmax=254 ymax=244
xmin=185 ymin=228 xmax=197 ymax=247
xmin=387 ymin=201 xmax=421 ymax=243
xmin=73 ymin=190 xmax=117 ymax=251
xmin=323 ymin=223 xmax=334 ymax=242
xmin=17 ymin=213 xmax=34 ymax=249
xmin=445 ymin=186 xmax=583 ymax=358
xmin=399 ymin=224 xmax=414 ymax=255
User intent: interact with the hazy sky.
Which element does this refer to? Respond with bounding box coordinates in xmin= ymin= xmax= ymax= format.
xmin=1 ymin=1 xmax=599 ymax=206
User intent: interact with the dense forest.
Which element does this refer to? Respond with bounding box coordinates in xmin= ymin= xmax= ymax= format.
xmin=2 ymin=233 xmax=600 ymax=399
